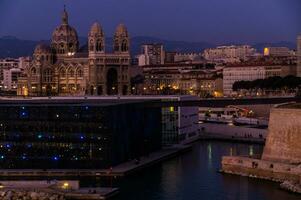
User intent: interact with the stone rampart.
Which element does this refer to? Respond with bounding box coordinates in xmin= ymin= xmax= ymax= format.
xmin=221 ymin=106 xmax=301 ymax=194
xmin=221 ymin=156 xmax=301 ymax=183
xmin=262 ymin=108 xmax=301 ymax=164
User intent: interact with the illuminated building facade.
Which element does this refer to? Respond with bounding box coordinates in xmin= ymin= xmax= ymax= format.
xmin=203 ymin=45 xmax=256 ymax=63
xmin=17 ymin=7 xmax=131 ymax=96
xmin=0 ymin=58 xmax=21 ymax=91
xmin=142 ymin=63 xmax=221 ymax=96
xmin=3 ymin=68 xmax=22 ymax=92
xmin=263 ymin=47 xmax=291 ymax=57
xmin=137 ymin=44 xmax=165 ymax=66
xmin=223 ymin=63 xmax=296 ymax=96
xmin=0 ymin=99 xmax=162 ymax=169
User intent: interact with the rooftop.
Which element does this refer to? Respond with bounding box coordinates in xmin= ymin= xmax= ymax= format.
xmin=0 ymin=95 xmax=198 ymax=105
xmin=0 ymin=97 xmax=152 ymax=106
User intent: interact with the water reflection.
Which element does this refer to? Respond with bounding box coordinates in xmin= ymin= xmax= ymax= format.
xmin=249 ymin=145 xmax=254 ymax=157
xmin=207 ymin=143 xmax=212 ymax=168
xmin=103 ymin=141 xmax=300 ymax=200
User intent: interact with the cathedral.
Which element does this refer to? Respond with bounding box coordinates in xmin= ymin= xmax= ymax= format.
xmin=17 ymin=7 xmax=131 ymax=96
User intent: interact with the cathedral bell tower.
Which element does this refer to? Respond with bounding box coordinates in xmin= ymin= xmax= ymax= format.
xmin=88 ymin=22 xmax=105 ymax=55
xmin=114 ymin=24 xmax=130 ymax=54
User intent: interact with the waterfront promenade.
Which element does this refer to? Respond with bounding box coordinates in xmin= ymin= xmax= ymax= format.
xmin=0 ymin=145 xmax=191 ymax=178
xmin=199 ymin=123 xmax=267 ymax=144
xmin=0 ymin=180 xmax=119 ymax=199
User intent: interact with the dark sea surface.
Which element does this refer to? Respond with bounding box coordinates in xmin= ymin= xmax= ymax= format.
xmin=82 ymin=141 xmax=300 ymax=200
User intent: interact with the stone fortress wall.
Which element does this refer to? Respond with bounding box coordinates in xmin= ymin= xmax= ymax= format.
xmin=222 ymin=156 xmax=301 ymax=182
xmin=221 ymin=105 xmax=301 ymax=194
xmin=262 ymin=108 xmax=301 ymax=163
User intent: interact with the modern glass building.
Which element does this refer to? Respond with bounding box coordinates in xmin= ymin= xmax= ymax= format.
xmin=127 ymin=96 xmax=199 ymax=146
xmin=0 ymin=98 xmax=162 ymax=169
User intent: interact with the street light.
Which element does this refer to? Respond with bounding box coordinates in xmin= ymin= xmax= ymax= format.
xmin=62 ymin=182 xmax=69 ymax=189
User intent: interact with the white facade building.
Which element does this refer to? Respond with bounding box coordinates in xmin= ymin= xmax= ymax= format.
xmin=174 ymin=53 xmax=203 ymax=62
xmin=204 ymin=45 xmax=256 ymax=63
xmin=263 ymin=47 xmax=291 ymax=57
xmin=223 ymin=63 xmax=296 ymax=96
xmin=0 ymin=58 xmax=19 ymax=69
xmin=0 ymin=58 xmax=21 ymax=90
xmin=137 ymin=54 xmax=147 ymax=66
xmin=137 ymin=44 xmax=165 ymax=66
xmin=223 ymin=65 xmax=265 ymax=96
xmin=18 ymin=57 xmax=31 ymax=69
xmin=0 ymin=57 xmax=30 ymax=91
xmin=3 ymin=68 xmax=22 ymax=91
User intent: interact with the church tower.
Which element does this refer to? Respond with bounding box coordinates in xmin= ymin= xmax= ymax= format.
xmin=113 ymin=24 xmax=130 ymax=53
xmin=88 ymin=22 xmax=105 ymax=55
xmin=87 ymin=22 xmax=106 ymax=95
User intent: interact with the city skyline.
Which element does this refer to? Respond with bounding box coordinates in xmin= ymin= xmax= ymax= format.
xmin=0 ymin=1 xmax=301 ymax=199
xmin=0 ymin=0 xmax=300 ymax=44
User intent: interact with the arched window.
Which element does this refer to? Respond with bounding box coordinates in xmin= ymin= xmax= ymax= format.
xmin=121 ymin=40 xmax=128 ymax=52
xmin=60 ymin=68 xmax=66 ymax=78
xmin=114 ymin=40 xmax=119 ymax=51
xmin=59 ymin=43 xmax=65 ymax=54
xmin=96 ymin=40 xmax=102 ymax=51
xmin=31 ymin=68 xmax=37 ymax=76
xmin=69 ymin=69 xmax=75 ymax=78
xmin=43 ymin=68 xmax=53 ymax=83
xmin=77 ymin=69 xmax=83 ymax=77
xmin=89 ymin=40 xmax=94 ymax=51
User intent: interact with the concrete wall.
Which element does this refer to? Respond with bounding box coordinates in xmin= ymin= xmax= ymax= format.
xmin=262 ymin=108 xmax=301 ymax=164
xmin=200 ymin=123 xmax=267 ymax=140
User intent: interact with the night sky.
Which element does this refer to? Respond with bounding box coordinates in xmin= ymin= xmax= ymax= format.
xmin=0 ymin=0 xmax=300 ymax=44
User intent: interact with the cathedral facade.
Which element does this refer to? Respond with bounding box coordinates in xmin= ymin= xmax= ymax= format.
xmin=18 ymin=8 xmax=131 ymax=96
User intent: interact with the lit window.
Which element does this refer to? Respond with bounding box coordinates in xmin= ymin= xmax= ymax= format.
xmin=43 ymin=69 xmax=53 ymax=82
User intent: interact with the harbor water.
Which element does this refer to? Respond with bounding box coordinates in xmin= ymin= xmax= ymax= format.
xmin=85 ymin=141 xmax=300 ymax=200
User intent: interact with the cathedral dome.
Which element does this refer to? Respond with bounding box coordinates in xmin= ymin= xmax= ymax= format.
xmin=51 ymin=7 xmax=79 ymax=54
xmin=52 ymin=25 xmax=78 ymax=41
xmin=34 ymin=44 xmax=51 ymax=54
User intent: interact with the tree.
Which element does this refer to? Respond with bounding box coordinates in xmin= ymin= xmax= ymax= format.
xmin=233 ymin=76 xmax=301 ymax=92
